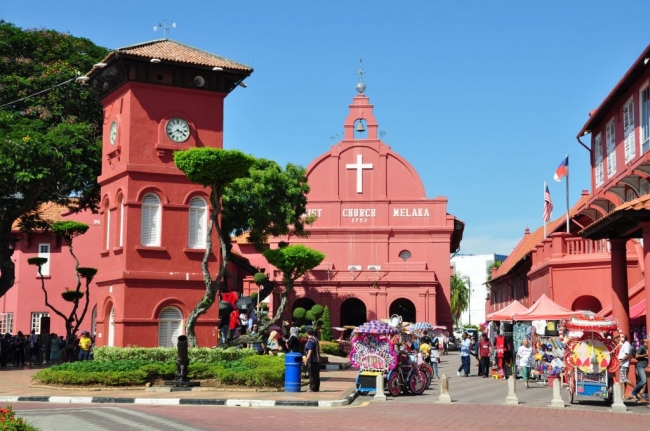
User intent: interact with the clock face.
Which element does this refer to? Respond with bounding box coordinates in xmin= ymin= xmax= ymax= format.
xmin=166 ymin=118 xmax=190 ymax=143
xmin=109 ymin=121 xmax=118 ymax=145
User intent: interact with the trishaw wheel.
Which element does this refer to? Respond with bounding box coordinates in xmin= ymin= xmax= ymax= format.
xmin=419 ymin=364 xmax=432 ymax=389
xmin=409 ymin=370 xmax=427 ymax=395
xmin=387 ymin=372 xmax=401 ymax=397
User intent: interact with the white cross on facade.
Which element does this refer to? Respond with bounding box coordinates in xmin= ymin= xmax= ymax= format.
xmin=346 ymin=154 xmax=373 ymax=193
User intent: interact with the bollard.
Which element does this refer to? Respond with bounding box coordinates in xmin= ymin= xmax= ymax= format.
xmin=438 ymin=374 xmax=452 ymax=403
xmin=505 ymin=375 xmax=519 ymax=405
xmin=550 ymin=378 xmax=565 ymax=408
xmin=610 ymin=384 xmax=627 ymax=413
xmin=373 ymin=373 xmax=387 ymax=402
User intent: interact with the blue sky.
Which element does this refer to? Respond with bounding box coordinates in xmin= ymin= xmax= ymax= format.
xmin=4 ymin=1 xmax=650 ymax=256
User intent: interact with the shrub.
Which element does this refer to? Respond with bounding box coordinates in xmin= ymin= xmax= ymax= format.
xmin=321 ymin=306 xmax=332 ymax=341
xmin=93 ymin=346 xmax=256 ymax=363
xmin=0 ymin=406 xmax=40 ymax=431
xmin=293 ymin=307 xmax=306 ymax=320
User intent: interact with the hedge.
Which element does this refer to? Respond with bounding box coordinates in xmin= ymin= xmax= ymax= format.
xmin=93 ymin=346 xmax=256 ymax=362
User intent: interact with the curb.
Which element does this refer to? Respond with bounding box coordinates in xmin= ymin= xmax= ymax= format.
xmin=0 ymin=389 xmax=359 ymax=408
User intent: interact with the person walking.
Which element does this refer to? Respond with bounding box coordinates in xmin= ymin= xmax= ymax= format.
xmin=457 ymin=332 xmax=471 ymax=377
xmin=478 ymin=333 xmax=492 ymax=378
xmin=630 ymin=336 xmax=648 ymax=402
xmin=517 ymin=338 xmax=533 ymax=388
xmin=303 ymin=328 xmax=321 ymax=392
xmin=618 ymin=334 xmax=634 ymax=399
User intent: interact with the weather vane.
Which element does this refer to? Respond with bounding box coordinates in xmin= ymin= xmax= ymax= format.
xmin=356 ymin=57 xmax=366 ymax=94
xmin=154 ymin=20 xmax=177 ymax=39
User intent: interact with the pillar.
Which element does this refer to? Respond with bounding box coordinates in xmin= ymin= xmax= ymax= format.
xmin=642 ymin=223 xmax=650 ymax=338
xmin=610 ymin=239 xmax=629 ymax=338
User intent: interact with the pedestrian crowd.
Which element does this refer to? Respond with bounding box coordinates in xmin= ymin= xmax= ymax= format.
xmin=0 ymin=329 xmax=96 ymax=368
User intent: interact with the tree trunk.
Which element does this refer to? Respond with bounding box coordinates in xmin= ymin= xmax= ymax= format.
xmin=227 ymin=249 xmax=275 ymax=301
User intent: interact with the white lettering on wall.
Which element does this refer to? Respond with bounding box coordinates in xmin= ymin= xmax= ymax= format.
xmin=341 ymin=208 xmax=376 ymax=223
xmin=392 ymin=208 xmax=431 ymax=217
xmin=306 ymin=209 xmax=323 ymax=218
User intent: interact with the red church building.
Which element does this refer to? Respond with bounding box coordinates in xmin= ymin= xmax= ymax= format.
xmin=234 ymin=79 xmax=464 ymax=329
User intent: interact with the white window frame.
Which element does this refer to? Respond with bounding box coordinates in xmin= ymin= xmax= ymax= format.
xmin=141 ymin=194 xmax=161 ymax=246
xmin=158 ymin=307 xmax=184 ymax=347
xmin=595 ymin=133 xmax=604 ymax=187
xmin=188 ymin=197 xmax=207 ymax=249
xmin=625 ymin=189 xmax=636 ymax=202
xmin=641 ymin=179 xmax=650 ymax=196
xmin=641 ymin=84 xmax=650 ymax=154
xmin=38 ymin=243 xmax=50 ymax=276
xmin=0 ymin=313 xmax=13 ymax=334
xmin=108 ymin=306 xmax=115 ymax=347
xmin=605 ymin=119 xmax=616 ymax=179
xmin=623 ymin=97 xmax=636 ymax=163
xmin=31 ymin=312 xmax=49 ymax=334
xmin=105 ymin=205 xmax=111 ymax=250
xmin=91 ymin=306 xmax=97 ymax=336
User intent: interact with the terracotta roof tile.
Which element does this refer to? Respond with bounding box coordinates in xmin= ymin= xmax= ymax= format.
xmin=115 ymin=39 xmax=252 ymax=72
xmin=11 ymin=202 xmax=68 ymax=230
xmin=491 ymin=192 xmax=592 ymax=281
xmin=578 ymin=194 xmax=650 ymax=235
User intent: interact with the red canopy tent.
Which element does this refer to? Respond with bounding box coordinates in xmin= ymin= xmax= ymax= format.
xmin=511 ymin=294 xmax=577 ymax=321
xmin=486 ymin=300 xmax=528 ymax=321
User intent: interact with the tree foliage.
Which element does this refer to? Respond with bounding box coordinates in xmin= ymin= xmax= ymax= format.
xmin=260 ymin=244 xmax=324 ymax=332
xmin=450 ymin=273 xmax=470 ymax=325
xmin=174 ymin=147 xmax=255 ymax=346
xmin=321 ymin=306 xmax=332 ymax=341
xmin=293 ymin=307 xmax=306 ymax=320
xmin=0 ymin=21 xmax=108 ymax=298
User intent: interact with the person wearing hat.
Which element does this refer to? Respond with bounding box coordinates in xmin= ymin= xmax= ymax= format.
xmin=78 ymin=331 xmax=93 ymax=361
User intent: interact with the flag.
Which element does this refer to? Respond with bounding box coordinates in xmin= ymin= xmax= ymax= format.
xmin=543 ymin=184 xmax=553 ymax=223
xmin=554 ymin=155 xmax=569 ymax=181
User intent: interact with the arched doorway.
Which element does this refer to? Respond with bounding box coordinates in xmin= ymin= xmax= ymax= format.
xmin=571 ymin=295 xmax=603 ymax=313
xmin=340 ymin=298 xmax=367 ymax=327
xmin=292 ymin=297 xmax=316 ymax=324
xmin=389 ymin=298 xmax=416 ymax=323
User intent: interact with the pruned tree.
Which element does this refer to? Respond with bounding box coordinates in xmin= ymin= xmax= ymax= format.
xmin=305 ymin=304 xmax=324 ymax=325
xmin=321 ymin=306 xmax=332 ymax=341
xmin=293 ymin=307 xmax=307 ymax=323
xmin=28 ymin=221 xmax=97 ymax=342
xmin=174 ymin=147 xmax=255 ymax=346
xmin=0 ymin=21 xmax=108 ymax=298
xmin=259 ymin=244 xmax=324 ymax=332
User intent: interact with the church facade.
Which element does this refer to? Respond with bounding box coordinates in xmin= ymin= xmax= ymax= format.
xmin=235 ymin=84 xmax=464 ymax=329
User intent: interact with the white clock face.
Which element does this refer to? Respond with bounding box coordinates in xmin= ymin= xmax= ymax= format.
xmin=166 ymin=118 xmax=190 ymax=143
xmin=109 ymin=121 xmax=118 ymax=145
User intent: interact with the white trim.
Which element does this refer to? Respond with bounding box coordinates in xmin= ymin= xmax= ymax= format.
xmin=141 ymin=194 xmax=161 ymax=246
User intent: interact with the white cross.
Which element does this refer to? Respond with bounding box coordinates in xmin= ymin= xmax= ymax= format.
xmin=346 ymin=154 xmax=373 ymax=193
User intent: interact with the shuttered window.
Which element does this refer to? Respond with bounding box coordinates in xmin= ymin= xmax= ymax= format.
xmin=108 ymin=307 xmax=115 ymax=347
xmin=105 ymin=205 xmax=111 ymax=250
xmin=188 ymin=197 xmax=207 ymax=249
xmin=118 ymin=195 xmax=124 ymax=248
xmin=606 ymin=119 xmax=616 ymax=178
xmin=38 ymin=243 xmax=50 ymax=276
xmin=141 ymin=194 xmax=161 ymax=246
xmin=623 ymin=97 xmax=636 ymax=163
xmin=641 ymin=86 xmax=650 ymax=154
xmin=594 ymin=133 xmax=604 ymax=187
xmin=158 ymin=307 xmax=183 ymax=347
xmin=641 ymin=179 xmax=650 ymax=196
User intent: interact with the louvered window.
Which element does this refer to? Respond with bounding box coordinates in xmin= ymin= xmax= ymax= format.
xmin=606 ymin=119 xmax=616 ymax=178
xmin=626 ymin=189 xmax=636 ymax=202
xmin=641 ymin=179 xmax=650 ymax=196
xmin=104 ymin=205 xmax=111 ymax=250
xmin=188 ymin=197 xmax=207 ymax=249
xmin=141 ymin=194 xmax=161 ymax=246
xmin=118 ymin=196 xmax=124 ymax=248
xmin=642 ymin=86 xmax=650 ymax=154
xmin=623 ymin=97 xmax=636 ymax=162
xmin=158 ymin=307 xmax=183 ymax=347
xmin=594 ymin=133 xmax=604 ymax=187
xmin=108 ymin=307 xmax=115 ymax=347
xmin=38 ymin=243 xmax=50 ymax=276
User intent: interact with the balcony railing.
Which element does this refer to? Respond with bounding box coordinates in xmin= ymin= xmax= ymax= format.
xmin=565 ymin=238 xmax=610 ymax=255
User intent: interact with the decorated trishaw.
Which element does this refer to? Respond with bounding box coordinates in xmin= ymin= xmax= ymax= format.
xmin=349 ymin=317 xmax=427 ymax=396
xmin=563 ymin=315 xmax=620 ymax=405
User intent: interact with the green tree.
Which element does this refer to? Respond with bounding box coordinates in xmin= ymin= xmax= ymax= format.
xmin=174 ymin=147 xmax=255 ymax=346
xmin=450 ymin=273 xmax=470 ymax=325
xmin=222 ymin=159 xmax=313 ymax=301
xmin=27 ymin=221 xmax=97 ymax=342
xmin=321 ymin=305 xmax=332 ymax=341
xmin=260 ymin=244 xmax=324 ymax=332
xmin=0 ymin=21 xmax=108 ymax=298
xmin=293 ymin=307 xmax=306 ymax=322
xmin=485 ymin=260 xmax=503 ymax=297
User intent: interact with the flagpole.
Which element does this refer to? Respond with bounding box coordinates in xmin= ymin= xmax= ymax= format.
xmin=565 ymin=154 xmax=569 ymax=233
xmin=542 ymin=181 xmax=546 ymax=238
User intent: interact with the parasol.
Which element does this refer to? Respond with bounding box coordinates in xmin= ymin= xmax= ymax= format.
xmin=236 ymin=296 xmax=254 ymax=312
xmin=332 ymin=327 xmax=347 ymax=332
xmin=218 ymin=301 xmax=234 ymax=318
xmin=352 ymin=320 xmax=400 ymax=335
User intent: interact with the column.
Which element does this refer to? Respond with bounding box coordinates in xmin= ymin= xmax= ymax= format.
xmin=610 ymin=239 xmax=630 ymax=338
xmin=642 ymin=223 xmax=650 ymax=337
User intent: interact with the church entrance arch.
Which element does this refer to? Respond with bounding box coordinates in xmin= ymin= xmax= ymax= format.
xmin=571 ymin=295 xmax=602 ymax=313
xmin=389 ymin=298 xmax=416 ymax=323
xmin=340 ymin=298 xmax=367 ymax=327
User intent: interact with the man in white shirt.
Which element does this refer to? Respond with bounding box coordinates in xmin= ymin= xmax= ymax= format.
xmin=456 ymin=332 xmax=471 ymax=377
xmin=618 ymin=334 xmax=633 ymax=398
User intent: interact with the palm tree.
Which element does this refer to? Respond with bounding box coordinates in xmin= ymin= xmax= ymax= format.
xmin=450 ymin=273 xmax=470 ymax=325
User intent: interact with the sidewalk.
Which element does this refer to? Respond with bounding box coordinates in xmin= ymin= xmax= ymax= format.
xmin=0 ymin=356 xmax=359 ymax=407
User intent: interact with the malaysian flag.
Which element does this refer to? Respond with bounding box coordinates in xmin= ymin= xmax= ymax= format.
xmin=543 ymin=183 xmax=553 ymax=223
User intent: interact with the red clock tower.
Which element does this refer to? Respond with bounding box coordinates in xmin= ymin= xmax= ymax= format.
xmin=85 ymin=39 xmax=252 ymax=347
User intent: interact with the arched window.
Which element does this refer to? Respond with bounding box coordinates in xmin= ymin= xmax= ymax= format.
xmin=141 ymin=194 xmax=161 ymax=246
xmin=103 ymin=198 xmax=110 ymax=250
xmin=158 ymin=306 xmax=183 ymax=347
xmin=399 ymin=250 xmax=412 ymax=262
xmin=107 ymin=306 xmax=115 ymax=347
xmin=188 ymin=197 xmax=207 ymax=249
xmin=91 ymin=305 xmax=97 ymax=335
xmin=118 ymin=194 xmax=125 ymax=248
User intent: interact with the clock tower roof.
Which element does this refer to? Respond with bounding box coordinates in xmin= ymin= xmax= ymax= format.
xmin=84 ymin=39 xmax=253 ymax=98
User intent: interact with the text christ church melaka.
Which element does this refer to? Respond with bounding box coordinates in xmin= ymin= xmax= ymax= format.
xmin=235 ymin=80 xmax=464 ymax=330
